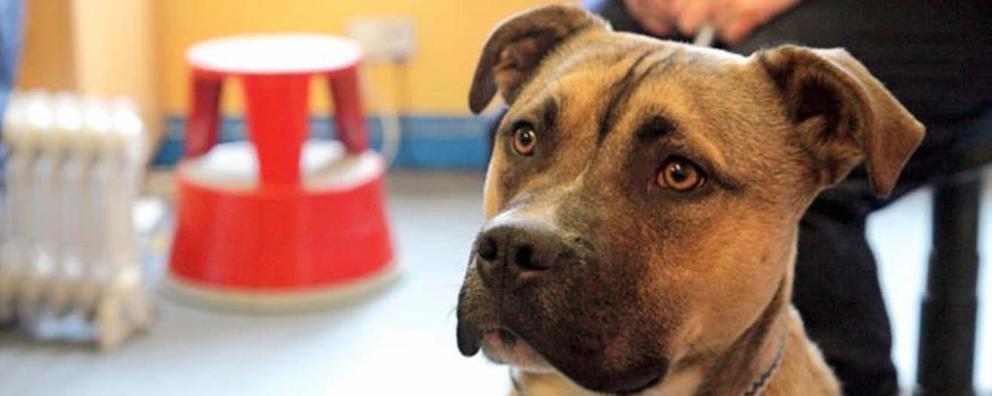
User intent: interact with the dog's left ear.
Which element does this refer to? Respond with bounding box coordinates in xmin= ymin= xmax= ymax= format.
xmin=468 ymin=5 xmax=608 ymax=114
xmin=756 ymin=45 xmax=925 ymax=197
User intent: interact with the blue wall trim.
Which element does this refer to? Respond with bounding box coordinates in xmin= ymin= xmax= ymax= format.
xmin=153 ymin=115 xmax=494 ymax=170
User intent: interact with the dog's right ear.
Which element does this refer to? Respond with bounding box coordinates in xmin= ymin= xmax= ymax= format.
xmin=756 ymin=45 xmax=925 ymax=198
xmin=468 ymin=5 xmax=608 ymax=114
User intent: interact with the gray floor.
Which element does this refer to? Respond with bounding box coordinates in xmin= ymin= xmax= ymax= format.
xmin=0 ymin=171 xmax=989 ymax=395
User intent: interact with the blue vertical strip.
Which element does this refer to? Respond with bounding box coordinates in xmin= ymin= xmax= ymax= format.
xmin=0 ymin=0 xmax=25 ymax=132
xmin=0 ymin=0 xmax=25 ymax=187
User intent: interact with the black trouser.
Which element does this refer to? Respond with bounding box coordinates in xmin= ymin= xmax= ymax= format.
xmin=796 ymin=185 xmax=899 ymax=396
xmin=580 ymin=1 xmax=992 ymax=395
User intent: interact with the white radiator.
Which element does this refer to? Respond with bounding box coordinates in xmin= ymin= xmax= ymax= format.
xmin=0 ymin=90 xmax=153 ymax=349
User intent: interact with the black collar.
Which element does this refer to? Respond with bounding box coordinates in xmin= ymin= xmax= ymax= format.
xmin=741 ymin=334 xmax=787 ymax=396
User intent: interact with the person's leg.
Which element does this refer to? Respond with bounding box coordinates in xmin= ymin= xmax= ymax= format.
xmin=793 ymin=126 xmax=955 ymax=396
xmin=794 ymin=184 xmax=898 ymax=396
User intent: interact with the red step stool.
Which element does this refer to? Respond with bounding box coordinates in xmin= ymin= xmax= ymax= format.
xmin=166 ymin=34 xmax=396 ymax=310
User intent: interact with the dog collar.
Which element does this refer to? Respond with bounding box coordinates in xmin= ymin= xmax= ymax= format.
xmin=741 ymin=334 xmax=787 ymax=396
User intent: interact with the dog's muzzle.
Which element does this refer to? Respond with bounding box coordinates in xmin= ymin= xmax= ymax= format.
xmin=457 ymin=217 xmax=564 ymax=356
xmin=456 ymin=218 xmax=670 ymax=394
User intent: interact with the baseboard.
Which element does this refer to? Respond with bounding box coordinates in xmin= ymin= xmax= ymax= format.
xmin=152 ymin=115 xmax=494 ymax=170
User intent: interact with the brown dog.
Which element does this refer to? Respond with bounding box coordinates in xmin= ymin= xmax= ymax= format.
xmin=456 ymin=5 xmax=924 ymax=396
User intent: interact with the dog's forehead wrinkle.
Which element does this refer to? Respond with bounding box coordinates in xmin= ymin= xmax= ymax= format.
xmin=596 ymin=49 xmax=678 ymax=146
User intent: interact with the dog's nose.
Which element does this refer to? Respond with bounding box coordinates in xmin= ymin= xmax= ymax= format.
xmin=474 ymin=220 xmax=562 ymax=285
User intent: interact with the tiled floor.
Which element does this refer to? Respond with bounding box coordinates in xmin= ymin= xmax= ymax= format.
xmin=0 ymin=171 xmax=989 ymax=395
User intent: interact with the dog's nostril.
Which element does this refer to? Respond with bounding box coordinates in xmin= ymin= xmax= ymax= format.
xmin=514 ymin=245 xmax=544 ymax=271
xmin=477 ymin=237 xmax=499 ymax=261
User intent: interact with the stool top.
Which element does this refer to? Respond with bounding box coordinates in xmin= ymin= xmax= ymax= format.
xmin=187 ymin=34 xmax=363 ymax=76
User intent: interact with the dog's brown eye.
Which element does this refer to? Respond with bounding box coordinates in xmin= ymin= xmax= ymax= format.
xmin=658 ymin=158 xmax=705 ymax=192
xmin=512 ymin=126 xmax=537 ymax=156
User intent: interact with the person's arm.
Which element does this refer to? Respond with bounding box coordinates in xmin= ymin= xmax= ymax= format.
xmin=585 ymin=0 xmax=688 ymax=40
xmin=624 ymin=0 xmax=799 ymax=44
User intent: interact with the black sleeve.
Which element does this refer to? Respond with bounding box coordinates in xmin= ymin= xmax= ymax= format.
xmin=731 ymin=0 xmax=992 ymax=126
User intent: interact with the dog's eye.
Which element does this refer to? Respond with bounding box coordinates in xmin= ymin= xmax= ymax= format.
xmin=512 ymin=125 xmax=538 ymax=156
xmin=658 ymin=158 xmax=705 ymax=192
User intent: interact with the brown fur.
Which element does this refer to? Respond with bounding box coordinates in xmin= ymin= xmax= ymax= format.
xmin=456 ymin=5 xmax=924 ymax=395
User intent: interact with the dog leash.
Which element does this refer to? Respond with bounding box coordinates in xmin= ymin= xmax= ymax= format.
xmin=693 ymin=24 xmax=717 ymax=48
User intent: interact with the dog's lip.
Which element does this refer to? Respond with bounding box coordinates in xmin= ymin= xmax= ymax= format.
xmin=612 ymin=373 xmax=664 ymax=395
xmin=479 ymin=326 xmax=523 ymax=353
xmin=456 ymin=320 xmax=483 ymax=357
xmin=459 ymin=322 xmax=668 ymax=394
xmin=457 ymin=323 xmax=527 ymax=357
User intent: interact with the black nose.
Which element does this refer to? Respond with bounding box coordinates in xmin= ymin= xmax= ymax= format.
xmin=474 ymin=220 xmax=562 ymax=286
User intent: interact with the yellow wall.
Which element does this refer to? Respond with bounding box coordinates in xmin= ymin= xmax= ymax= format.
xmin=19 ymin=0 xmax=160 ymax=154
xmin=18 ymin=0 xmax=77 ymax=91
xmin=71 ymin=0 xmax=158 ymax=125
xmin=155 ymin=0 xmax=558 ymax=116
xmin=21 ymin=0 xmax=561 ymax=121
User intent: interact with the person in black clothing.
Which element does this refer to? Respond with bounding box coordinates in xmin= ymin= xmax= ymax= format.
xmin=576 ymin=1 xmax=992 ymax=395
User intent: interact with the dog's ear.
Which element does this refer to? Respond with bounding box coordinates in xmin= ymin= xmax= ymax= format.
xmin=757 ymin=45 xmax=925 ymax=197
xmin=468 ymin=5 xmax=608 ymax=114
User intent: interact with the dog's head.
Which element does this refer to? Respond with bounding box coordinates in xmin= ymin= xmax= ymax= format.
xmin=456 ymin=5 xmax=923 ymax=394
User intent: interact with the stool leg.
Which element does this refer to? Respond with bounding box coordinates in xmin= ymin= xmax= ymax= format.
xmin=915 ymin=174 xmax=981 ymax=396
xmin=241 ymin=74 xmax=310 ymax=186
xmin=185 ymin=75 xmax=223 ymax=158
xmin=329 ymin=67 xmax=369 ymax=153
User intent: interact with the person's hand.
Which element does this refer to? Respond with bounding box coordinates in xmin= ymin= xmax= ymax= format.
xmin=623 ymin=0 xmax=679 ymax=37
xmin=671 ymin=0 xmax=799 ymax=44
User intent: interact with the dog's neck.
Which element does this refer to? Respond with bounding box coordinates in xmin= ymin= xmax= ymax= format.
xmin=649 ymin=277 xmax=791 ymax=396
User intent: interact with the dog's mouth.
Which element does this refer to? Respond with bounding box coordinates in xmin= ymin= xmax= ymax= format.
xmin=457 ymin=322 xmax=551 ymax=369
xmin=457 ymin=321 xmax=667 ymax=394
xmin=456 ymin=240 xmax=670 ymax=395
xmin=477 ymin=326 xmax=552 ymax=370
